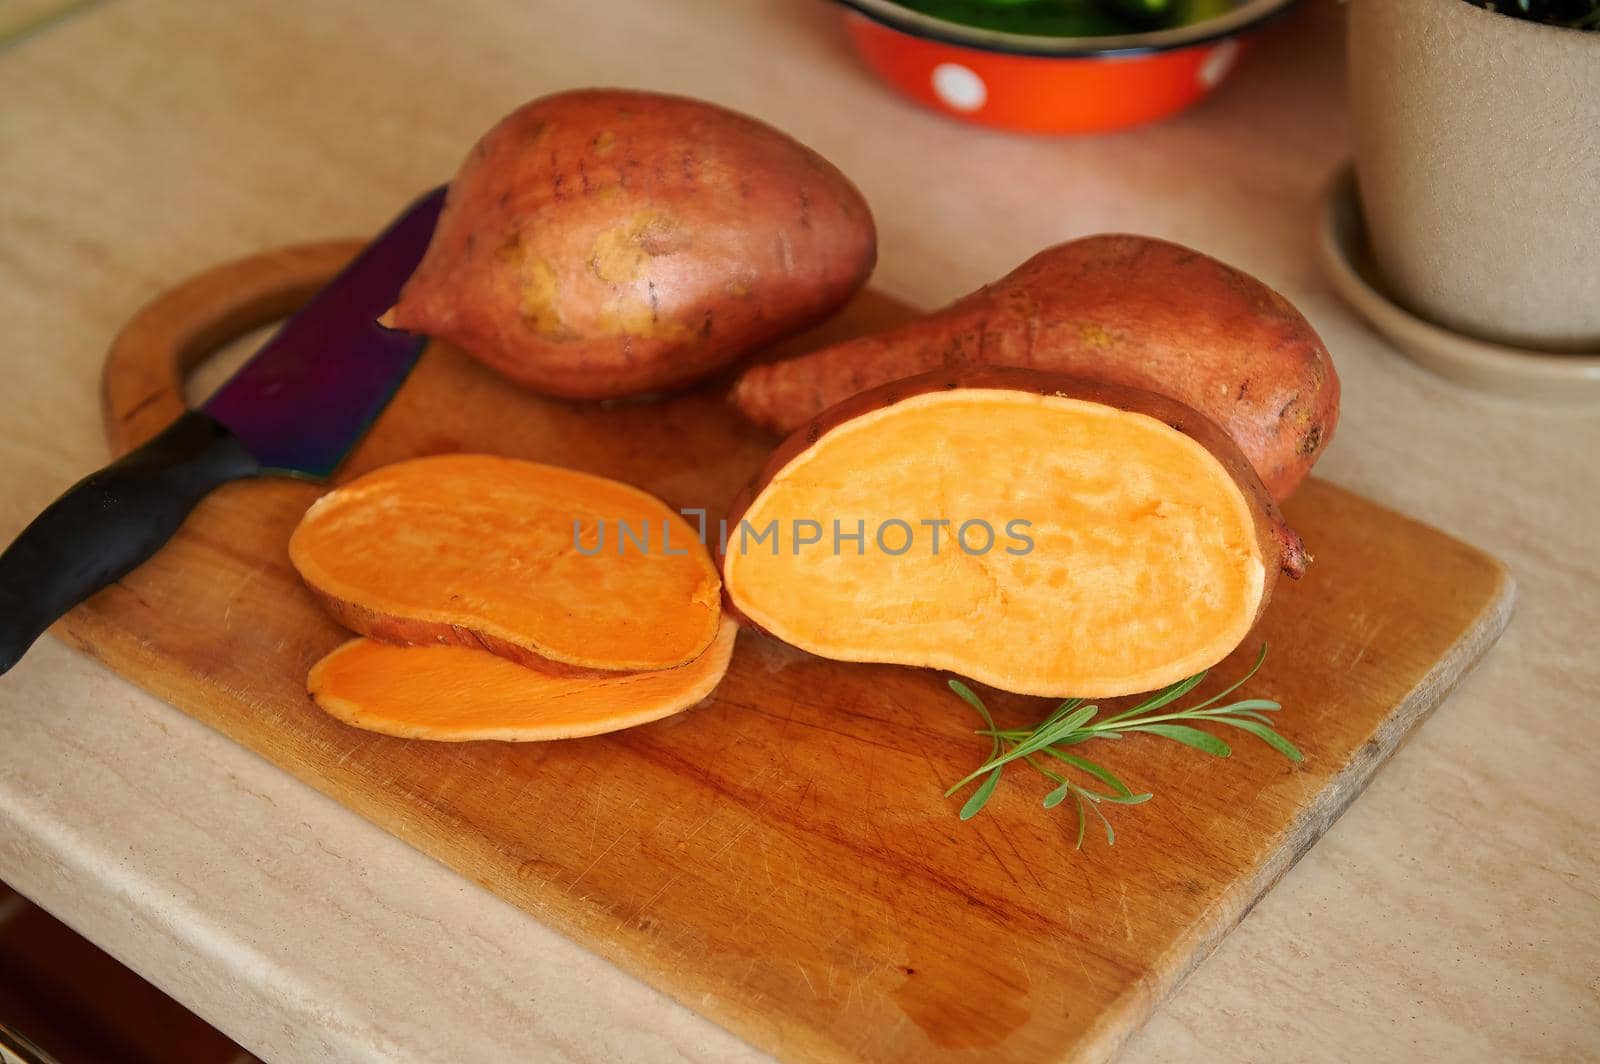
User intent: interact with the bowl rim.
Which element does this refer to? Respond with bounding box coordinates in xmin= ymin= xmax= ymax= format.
xmin=835 ymin=0 xmax=1304 ymax=57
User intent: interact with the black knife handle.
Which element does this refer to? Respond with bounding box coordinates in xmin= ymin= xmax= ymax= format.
xmin=0 ymin=410 xmax=262 ymax=676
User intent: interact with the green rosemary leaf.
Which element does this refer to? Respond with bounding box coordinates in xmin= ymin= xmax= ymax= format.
xmin=1089 ymin=798 xmax=1116 ymax=845
xmin=1047 ymin=750 xmax=1141 ymax=799
xmin=946 ymin=679 xmax=1004 ymax=803
xmin=1195 ymin=698 xmax=1280 ymax=714
xmin=948 ymin=704 xmax=1099 ymax=793
xmin=979 ymin=727 xmax=1109 ymax=746
xmin=1212 ymin=717 xmax=1304 ymax=762
xmin=960 ymin=767 xmax=1004 ymax=820
xmin=1044 ymin=705 xmax=1099 ymax=739
xmin=1037 ymin=696 xmax=1088 ymax=730
xmin=1022 ymin=754 xmax=1066 ymax=786
xmin=948 ymin=679 xmax=994 ymax=724
xmin=1125 ymin=723 xmax=1233 ymax=757
xmin=1182 ymin=643 xmax=1268 ymax=714
xmin=1101 ymin=669 xmax=1207 ymax=724
xmin=944 ymin=646 xmax=1298 ymax=841
xmin=1135 ymin=668 xmax=1209 ymax=710
xmin=1093 ymin=791 xmax=1153 ymax=806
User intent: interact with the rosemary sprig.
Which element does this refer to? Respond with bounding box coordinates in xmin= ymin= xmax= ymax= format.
xmin=944 ymin=645 xmax=1302 ymax=845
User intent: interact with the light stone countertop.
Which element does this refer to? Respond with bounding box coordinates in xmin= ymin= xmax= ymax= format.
xmin=1 ymin=1 xmax=1595 ymax=1060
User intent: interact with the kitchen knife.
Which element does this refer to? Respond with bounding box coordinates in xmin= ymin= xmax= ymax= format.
xmin=0 ymin=185 xmax=446 ymax=677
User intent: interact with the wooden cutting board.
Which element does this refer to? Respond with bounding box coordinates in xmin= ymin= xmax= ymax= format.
xmin=58 ymin=242 xmax=1513 ymax=1063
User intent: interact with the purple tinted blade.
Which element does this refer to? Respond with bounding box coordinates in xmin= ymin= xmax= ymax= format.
xmin=202 ymin=186 xmax=446 ymax=478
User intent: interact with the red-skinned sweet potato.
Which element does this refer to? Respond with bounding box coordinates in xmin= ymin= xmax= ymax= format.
xmin=730 ymin=235 xmax=1338 ymax=500
xmin=721 ymin=367 xmax=1307 ymax=698
xmin=389 ymin=89 xmax=877 ymax=399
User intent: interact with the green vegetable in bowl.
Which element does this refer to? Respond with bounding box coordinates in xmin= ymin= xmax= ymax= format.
xmin=1094 ymin=0 xmax=1238 ymax=28
xmin=1465 ymin=0 xmax=1600 ymax=29
xmin=1180 ymin=0 xmax=1238 ymax=21
xmin=895 ymin=0 xmax=1128 ymax=35
xmin=1097 ymin=0 xmax=1180 ymax=28
xmin=894 ymin=0 xmax=1239 ymax=36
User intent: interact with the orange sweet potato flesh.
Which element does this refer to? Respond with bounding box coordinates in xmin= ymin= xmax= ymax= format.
xmin=731 ymin=235 xmax=1338 ymax=500
xmin=308 ymin=617 xmax=739 ymax=742
xmin=722 ymin=368 xmax=1307 ymax=699
xmin=389 ymin=88 xmax=876 ymax=400
xmin=290 ymin=454 xmax=721 ymax=672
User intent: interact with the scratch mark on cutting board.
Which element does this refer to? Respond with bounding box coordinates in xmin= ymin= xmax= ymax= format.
xmin=793 ymin=961 xmax=818 ymax=998
xmin=760 ymin=841 xmax=778 ymax=891
xmin=1345 ymin=611 xmax=1387 ymax=670
xmin=568 ymin=829 xmax=628 ymax=891
xmin=680 ymin=807 xmax=720 ymax=844
xmin=634 ymin=872 xmax=682 ymax=919
xmin=1013 ymin=946 xmax=1033 ymax=987
xmin=861 ymin=744 xmax=882 ymax=841
xmin=219 ymin=568 xmax=258 ymax=628
xmin=707 ymin=816 xmax=760 ymax=868
xmin=996 ymin=824 xmax=1046 ymax=891
xmin=844 ymin=968 xmax=872 ymax=1015
xmin=589 ymin=781 xmax=608 ymax=847
xmin=975 ymin=825 xmax=1022 ymax=892
xmin=915 ymin=745 xmax=948 ymax=789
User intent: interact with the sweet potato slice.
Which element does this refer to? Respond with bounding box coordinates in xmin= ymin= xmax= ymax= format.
xmin=290 ymin=454 xmax=720 ymax=672
xmin=308 ymin=618 xmax=738 ymax=742
xmin=722 ymin=368 xmax=1307 ymax=698
xmin=730 ymin=234 xmax=1339 ymax=501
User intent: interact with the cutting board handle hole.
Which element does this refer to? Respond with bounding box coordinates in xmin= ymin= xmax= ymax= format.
xmin=183 ymin=321 xmax=287 ymax=409
xmin=101 ymin=240 xmax=364 ymax=456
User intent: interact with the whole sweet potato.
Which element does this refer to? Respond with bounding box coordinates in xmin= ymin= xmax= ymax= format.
xmin=730 ymin=235 xmax=1338 ymax=500
xmin=389 ymin=89 xmax=876 ymax=399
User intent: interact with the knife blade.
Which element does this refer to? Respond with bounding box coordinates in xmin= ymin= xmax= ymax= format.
xmin=204 ymin=186 xmax=444 ymax=476
xmin=0 ymin=186 xmax=445 ymax=676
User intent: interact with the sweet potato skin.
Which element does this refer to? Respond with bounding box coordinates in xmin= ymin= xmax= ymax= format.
xmin=722 ymin=366 xmax=1307 ymax=635
xmin=305 ymin=588 xmax=612 ymax=678
xmin=730 ymin=235 xmax=1338 ymax=500
xmin=390 ymin=89 xmax=876 ymax=399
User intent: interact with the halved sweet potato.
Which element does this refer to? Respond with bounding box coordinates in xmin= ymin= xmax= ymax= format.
xmin=308 ymin=617 xmax=738 ymax=742
xmin=730 ymin=235 xmax=1339 ymax=500
xmin=722 ymin=368 xmax=1307 ymax=698
xmin=388 ymin=88 xmax=876 ymax=400
xmin=290 ymin=454 xmax=720 ymax=672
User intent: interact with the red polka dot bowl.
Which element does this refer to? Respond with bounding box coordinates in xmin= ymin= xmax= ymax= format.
xmin=836 ymin=0 xmax=1303 ymax=134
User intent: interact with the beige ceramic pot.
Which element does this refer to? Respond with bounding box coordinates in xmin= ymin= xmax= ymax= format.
xmin=1348 ymin=0 xmax=1599 ymax=353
